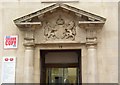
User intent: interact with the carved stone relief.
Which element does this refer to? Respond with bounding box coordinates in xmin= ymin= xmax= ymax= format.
xmin=44 ymin=15 xmax=76 ymax=41
xmin=14 ymin=3 xmax=106 ymax=44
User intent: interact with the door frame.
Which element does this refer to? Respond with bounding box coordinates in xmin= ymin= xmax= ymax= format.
xmin=40 ymin=49 xmax=82 ymax=84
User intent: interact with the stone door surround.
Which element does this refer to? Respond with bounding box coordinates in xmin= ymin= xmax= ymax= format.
xmin=14 ymin=3 xmax=106 ymax=83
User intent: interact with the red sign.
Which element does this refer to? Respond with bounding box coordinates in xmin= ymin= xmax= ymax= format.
xmin=4 ymin=35 xmax=18 ymax=49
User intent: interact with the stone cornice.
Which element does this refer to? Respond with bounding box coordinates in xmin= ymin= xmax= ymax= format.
xmin=14 ymin=3 xmax=106 ymax=23
xmin=13 ymin=3 xmax=106 ymax=45
xmin=14 ymin=3 xmax=106 ymax=30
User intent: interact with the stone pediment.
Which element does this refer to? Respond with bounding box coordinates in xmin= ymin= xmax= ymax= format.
xmin=14 ymin=3 xmax=106 ymax=29
xmin=14 ymin=3 xmax=106 ymax=44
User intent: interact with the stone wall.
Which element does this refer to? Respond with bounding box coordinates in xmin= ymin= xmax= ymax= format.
xmin=0 ymin=1 xmax=118 ymax=83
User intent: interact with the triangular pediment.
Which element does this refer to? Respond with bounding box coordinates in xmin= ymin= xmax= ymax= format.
xmin=14 ymin=3 xmax=106 ymax=28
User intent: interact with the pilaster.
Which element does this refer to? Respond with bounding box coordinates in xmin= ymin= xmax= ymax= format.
xmin=86 ymin=43 xmax=98 ymax=83
xmin=23 ymin=28 xmax=35 ymax=83
xmin=85 ymin=25 xmax=98 ymax=83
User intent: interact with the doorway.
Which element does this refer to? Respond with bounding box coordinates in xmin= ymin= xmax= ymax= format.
xmin=40 ymin=49 xmax=82 ymax=84
xmin=46 ymin=68 xmax=78 ymax=84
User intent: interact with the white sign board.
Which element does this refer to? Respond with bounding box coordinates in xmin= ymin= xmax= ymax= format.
xmin=4 ymin=35 xmax=18 ymax=49
xmin=1 ymin=57 xmax=16 ymax=84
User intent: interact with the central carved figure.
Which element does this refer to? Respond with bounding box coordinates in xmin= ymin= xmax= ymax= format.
xmin=44 ymin=15 xmax=76 ymax=41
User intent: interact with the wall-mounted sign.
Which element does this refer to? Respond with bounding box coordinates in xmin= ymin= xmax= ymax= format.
xmin=4 ymin=35 xmax=18 ymax=49
xmin=1 ymin=57 xmax=16 ymax=84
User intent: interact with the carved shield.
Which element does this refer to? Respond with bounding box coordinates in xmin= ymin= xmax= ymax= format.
xmin=54 ymin=25 xmax=66 ymax=39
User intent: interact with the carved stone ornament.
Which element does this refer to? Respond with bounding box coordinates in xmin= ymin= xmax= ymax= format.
xmin=44 ymin=16 xmax=76 ymax=41
xmin=13 ymin=3 xmax=106 ymax=44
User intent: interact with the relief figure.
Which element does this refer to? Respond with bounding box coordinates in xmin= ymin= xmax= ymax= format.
xmin=44 ymin=16 xmax=76 ymax=41
xmin=63 ymin=21 xmax=76 ymax=40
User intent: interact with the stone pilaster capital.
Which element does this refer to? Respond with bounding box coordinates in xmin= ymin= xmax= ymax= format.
xmin=24 ymin=30 xmax=35 ymax=49
xmin=86 ymin=43 xmax=97 ymax=49
xmin=23 ymin=43 xmax=35 ymax=50
xmin=86 ymin=37 xmax=97 ymax=48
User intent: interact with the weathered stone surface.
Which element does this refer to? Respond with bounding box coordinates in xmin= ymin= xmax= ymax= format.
xmin=0 ymin=1 xmax=118 ymax=84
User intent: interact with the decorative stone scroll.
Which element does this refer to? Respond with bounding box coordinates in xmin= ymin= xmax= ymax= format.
xmin=44 ymin=15 xmax=76 ymax=41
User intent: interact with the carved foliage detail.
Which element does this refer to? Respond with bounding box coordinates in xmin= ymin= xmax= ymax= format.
xmin=44 ymin=16 xmax=76 ymax=41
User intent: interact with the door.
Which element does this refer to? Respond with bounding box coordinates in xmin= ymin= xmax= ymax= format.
xmin=46 ymin=68 xmax=79 ymax=84
xmin=40 ymin=50 xmax=82 ymax=84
